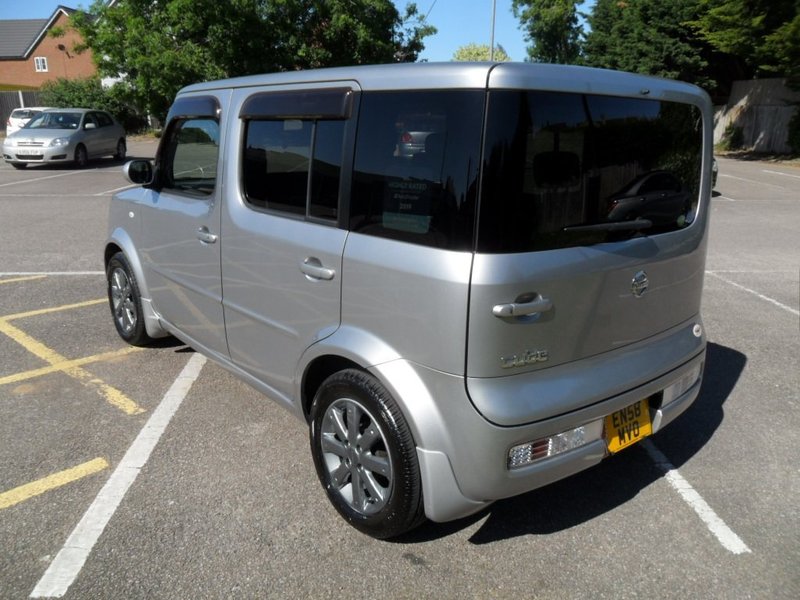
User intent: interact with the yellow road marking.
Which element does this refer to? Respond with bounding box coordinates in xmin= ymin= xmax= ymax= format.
xmin=0 ymin=347 xmax=141 ymax=386
xmin=3 ymin=298 xmax=106 ymax=322
xmin=0 ymin=319 xmax=144 ymax=415
xmin=0 ymin=275 xmax=47 ymax=285
xmin=0 ymin=458 xmax=109 ymax=510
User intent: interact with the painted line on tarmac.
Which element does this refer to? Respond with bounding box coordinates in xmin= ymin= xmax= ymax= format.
xmin=0 ymin=272 xmax=104 ymax=277
xmin=0 ymin=171 xmax=84 ymax=188
xmin=0 ymin=275 xmax=47 ymax=285
xmin=706 ymin=271 xmax=799 ymax=317
xmin=0 ymin=347 xmax=141 ymax=387
xmin=0 ymin=299 xmax=144 ymax=415
xmin=3 ymin=298 xmax=106 ymax=321
xmin=718 ymin=173 xmax=787 ymax=191
xmin=642 ymin=440 xmax=751 ymax=555
xmin=0 ymin=458 xmax=109 ymax=511
xmin=762 ymin=169 xmax=800 ymax=180
xmin=31 ymin=353 xmax=207 ymax=599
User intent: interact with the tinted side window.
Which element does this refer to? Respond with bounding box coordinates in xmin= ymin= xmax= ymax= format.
xmin=243 ymin=119 xmax=344 ymax=220
xmin=350 ymin=91 xmax=484 ymax=250
xmin=162 ymin=118 xmax=220 ymax=196
xmin=479 ymin=91 xmax=702 ymax=253
xmin=95 ymin=112 xmax=113 ymax=127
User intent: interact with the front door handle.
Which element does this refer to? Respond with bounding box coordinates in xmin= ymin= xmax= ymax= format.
xmin=493 ymin=295 xmax=553 ymax=318
xmin=301 ymin=257 xmax=335 ymax=281
xmin=196 ymin=227 xmax=218 ymax=244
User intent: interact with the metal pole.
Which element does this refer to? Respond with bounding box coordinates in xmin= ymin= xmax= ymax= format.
xmin=490 ymin=0 xmax=497 ymax=61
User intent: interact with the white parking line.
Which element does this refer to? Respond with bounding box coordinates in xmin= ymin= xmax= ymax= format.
xmin=762 ymin=169 xmax=800 ymax=180
xmin=0 ymin=171 xmax=84 ymax=188
xmin=30 ymin=353 xmax=207 ymax=599
xmin=718 ymin=173 xmax=787 ymax=191
xmin=642 ymin=440 xmax=751 ymax=555
xmin=706 ymin=271 xmax=799 ymax=317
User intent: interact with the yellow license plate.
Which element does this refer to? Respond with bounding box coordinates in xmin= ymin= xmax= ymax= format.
xmin=605 ymin=398 xmax=652 ymax=453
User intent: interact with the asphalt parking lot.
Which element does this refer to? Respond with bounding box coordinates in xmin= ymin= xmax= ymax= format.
xmin=1 ymin=147 xmax=798 ymax=599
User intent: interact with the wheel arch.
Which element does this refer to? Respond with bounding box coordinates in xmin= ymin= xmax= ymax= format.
xmin=104 ymin=231 xmax=168 ymax=339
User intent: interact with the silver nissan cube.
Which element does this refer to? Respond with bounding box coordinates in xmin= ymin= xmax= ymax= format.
xmin=106 ymin=63 xmax=712 ymax=538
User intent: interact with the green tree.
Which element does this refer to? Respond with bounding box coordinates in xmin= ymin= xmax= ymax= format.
xmin=583 ymin=0 xmax=712 ymax=87
xmin=71 ymin=0 xmax=435 ymax=120
xmin=452 ymin=43 xmax=512 ymax=62
xmin=690 ymin=0 xmax=800 ymax=81
xmin=512 ymin=0 xmax=582 ymax=63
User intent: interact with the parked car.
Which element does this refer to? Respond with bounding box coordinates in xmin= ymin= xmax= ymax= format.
xmin=5 ymin=106 xmax=52 ymax=135
xmin=106 ymin=63 xmax=712 ymax=539
xmin=2 ymin=108 xmax=126 ymax=169
xmin=606 ymin=170 xmax=694 ymax=228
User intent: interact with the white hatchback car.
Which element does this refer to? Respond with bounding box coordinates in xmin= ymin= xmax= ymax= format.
xmin=5 ymin=107 xmax=52 ymax=135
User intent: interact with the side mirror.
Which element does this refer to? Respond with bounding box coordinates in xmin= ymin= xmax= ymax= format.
xmin=123 ymin=160 xmax=154 ymax=185
xmin=84 ymin=122 xmax=97 ymax=130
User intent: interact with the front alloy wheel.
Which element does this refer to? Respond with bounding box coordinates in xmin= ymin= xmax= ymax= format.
xmin=106 ymin=252 xmax=152 ymax=346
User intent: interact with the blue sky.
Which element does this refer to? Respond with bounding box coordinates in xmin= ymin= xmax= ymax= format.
xmin=0 ymin=0 xmax=572 ymax=63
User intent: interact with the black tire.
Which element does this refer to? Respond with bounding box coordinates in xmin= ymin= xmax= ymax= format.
xmin=310 ymin=369 xmax=425 ymax=539
xmin=106 ymin=252 xmax=154 ymax=346
xmin=114 ymin=139 xmax=127 ymax=161
xmin=11 ymin=163 xmax=27 ymax=170
xmin=74 ymin=144 xmax=88 ymax=168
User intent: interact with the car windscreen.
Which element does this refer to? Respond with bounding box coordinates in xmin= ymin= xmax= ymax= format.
xmin=26 ymin=112 xmax=83 ymax=130
xmin=478 ymin=91 xmax=703 ymax=253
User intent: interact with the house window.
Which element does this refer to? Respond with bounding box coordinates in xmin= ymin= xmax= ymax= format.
xmin=34 ymin=57 xmax=48 ymax=72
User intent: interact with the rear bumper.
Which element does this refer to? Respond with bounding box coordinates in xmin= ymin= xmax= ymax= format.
xmin=373 ymin=319 xmax=706 ymax=523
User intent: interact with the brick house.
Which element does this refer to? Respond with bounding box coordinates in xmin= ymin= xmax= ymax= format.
xmin=0 ymin=5 xmax=97 ymax=88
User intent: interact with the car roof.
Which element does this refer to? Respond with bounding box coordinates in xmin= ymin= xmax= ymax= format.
xmin=178 ymin=62 xmax=708 ymax=107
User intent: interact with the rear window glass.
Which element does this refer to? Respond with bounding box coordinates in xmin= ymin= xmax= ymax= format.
xmin=350 ymin=91 xmax=484 ymax=250
xmin=478 ymin=91 xmax=703 ymax=253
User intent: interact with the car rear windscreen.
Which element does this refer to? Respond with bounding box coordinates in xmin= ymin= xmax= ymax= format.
xmin=478 ymin=91 xmax=703 ymax=253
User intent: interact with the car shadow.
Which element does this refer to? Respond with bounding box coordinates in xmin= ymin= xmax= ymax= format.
xmin=394 ymin=342 xmax=747 ymax=544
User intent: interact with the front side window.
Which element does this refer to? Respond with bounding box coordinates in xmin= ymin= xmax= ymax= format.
xmin=242 ymin=118 xmax=344 ymax=220
xmin=479 ymin=91 xmax=703 ymax=253
xmin=162 ymin=118 xmax=220 ymax=196
xmin=34 ymin=57 xmax=48 ymax=72
xmin=350 ymin=91 xmax=484 ymax=250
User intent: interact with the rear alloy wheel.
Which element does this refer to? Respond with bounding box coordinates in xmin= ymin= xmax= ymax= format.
xmin=310 ymin=369 xmax=425 ymax=539
xmin=74 ymin=144 xmax=88 ymax=168
xmin=106 ymin=252 xmax=153 ymax=346
xmin=114 ymin=139 xmax=127 ymax=161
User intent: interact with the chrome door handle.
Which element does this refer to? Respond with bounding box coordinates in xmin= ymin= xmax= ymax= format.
xmin=196 ymin=227 xmax=218 ymax=244
xmin=301 ymin=257 xmax=335 ymax=281
xmin=492 ymin=296 xmax=553 ymax=318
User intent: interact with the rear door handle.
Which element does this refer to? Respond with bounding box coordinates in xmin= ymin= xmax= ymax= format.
xmin=301 ymin=257 xmax=335 ymax=281
xmin=493 ymin=296 xmax=553 ymax=318
xmin=196 ymin=226 xmax=218 ymax=244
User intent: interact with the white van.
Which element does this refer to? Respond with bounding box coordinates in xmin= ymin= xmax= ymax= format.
xmin=106 ymin=62 xmax=712 ymax=538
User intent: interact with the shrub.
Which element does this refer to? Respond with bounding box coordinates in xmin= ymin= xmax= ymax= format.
xmin=39 ymin=77 xmax=147 ymax=132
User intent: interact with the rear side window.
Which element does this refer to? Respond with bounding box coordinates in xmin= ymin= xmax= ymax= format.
xmin=350 ymin=91 xmax=484 ymax=250
xmin=479 ymin=91 xmax=703 ymax=253
xmin=243 ymin=119 xmax=345 ymax=220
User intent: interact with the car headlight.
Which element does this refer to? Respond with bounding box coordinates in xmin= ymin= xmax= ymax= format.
xmin=4 ymin=138 xmax=17 ymax=147
xmin=48 ymin=138 xmax=70 ymax=147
